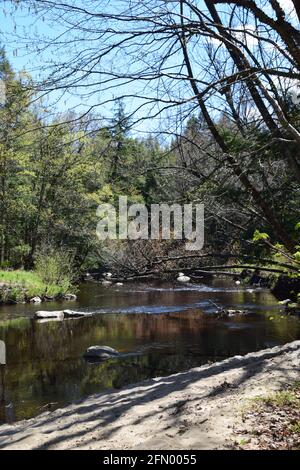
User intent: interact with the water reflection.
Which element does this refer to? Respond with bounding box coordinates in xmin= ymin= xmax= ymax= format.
xmin=0 ymin=280 xmax=299 ymax=423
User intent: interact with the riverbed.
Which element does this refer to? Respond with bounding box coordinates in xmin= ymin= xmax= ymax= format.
xmin=0 ymin=279 xmax=299 ymax=424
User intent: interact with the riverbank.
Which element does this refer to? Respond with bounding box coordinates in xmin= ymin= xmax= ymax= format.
xmin=0 ymin=340 xmax=299 ymax=450
xmin=0 ymin=270 xmax=76 ymax=304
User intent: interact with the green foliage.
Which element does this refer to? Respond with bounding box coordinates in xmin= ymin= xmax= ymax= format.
xmin=0 ymin=49 xmax=299 ymax=282
xmin=289 ymin=421 xmax=300 ymax=434
xmin=294 ymin=251 xmax=300 ymax=262
xmin=258 ymin=390 xmax=300 ymax=408
xmin=218 ymin=125 xmax=248 ymax=153
xmin=35 ymin=247 xmax=76 ymax=293
xmin=0 ymin=267 xmax=74 ymax=301
xmin=0 ymin=260 xmax=11 ymax=269
xmin=253 ymin=230 xmax=270 ymax=242
xmin=0 ymin=51 xmax=168 ymax=273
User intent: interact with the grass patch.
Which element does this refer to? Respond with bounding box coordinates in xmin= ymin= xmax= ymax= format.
xmin=290 ymin=421 xmax=300 ymax=434
xmin=0 ymin=269 xmax=75 ymax=302
xmin=256 ymin=390 xmax=300 ymax=408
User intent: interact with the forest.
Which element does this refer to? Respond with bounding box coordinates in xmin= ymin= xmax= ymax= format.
xmin=1 ymin=0 xmax=300 ymax=300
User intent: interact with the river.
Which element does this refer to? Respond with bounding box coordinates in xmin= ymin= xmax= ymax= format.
xmin=0 ymin=279 xmax=299 ymax=424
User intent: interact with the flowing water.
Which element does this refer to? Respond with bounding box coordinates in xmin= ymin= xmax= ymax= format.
xmin=0 ymin=279 xmax=299 ymax=424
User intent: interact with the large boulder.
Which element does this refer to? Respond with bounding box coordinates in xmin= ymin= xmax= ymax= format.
xmin=83 ymin=345 xmax=119 ymax=359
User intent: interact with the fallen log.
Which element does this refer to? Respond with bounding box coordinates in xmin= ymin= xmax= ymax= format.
xmin=34 ymin=310 xmax=93 ymax=320
xmin=194 ymin=265 xmax=286 ymax=274
xmin=151 ymin=253 xmax=299 ymax=272
xmin=107 ymin=264 xmax=285 ymax=282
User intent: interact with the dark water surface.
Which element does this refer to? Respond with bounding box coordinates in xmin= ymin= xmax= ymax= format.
xmin=0 ymin=280 xmax=299 ymax=424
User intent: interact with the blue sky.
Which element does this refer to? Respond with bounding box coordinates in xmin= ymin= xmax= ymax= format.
xmin=0 ymin=0 xmax=297 ymax=79
xmin=0 ymin=0 xmax=297 ymax=138
xmin=0 ymin=3 xmax=185 ymax=142
xmin=0 ymin=1 xmax=150 ymax=133
xmin=0 ymin=2 xmax=51 ymax=74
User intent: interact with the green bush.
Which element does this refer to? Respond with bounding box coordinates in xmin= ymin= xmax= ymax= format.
xmin=0 ymin=260 xmax=12 ymax=270
xmin=34 ymin=247 xmax=76 ymax=293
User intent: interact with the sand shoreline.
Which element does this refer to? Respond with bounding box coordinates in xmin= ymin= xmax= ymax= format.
xmin=0 ymin=340 xmax=299 ymax=450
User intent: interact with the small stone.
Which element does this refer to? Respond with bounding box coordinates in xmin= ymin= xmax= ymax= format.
xmin=63 ymin=294 xmax=77 ymax=301
xmin=30 ymin=296 xmax=42 ymax=303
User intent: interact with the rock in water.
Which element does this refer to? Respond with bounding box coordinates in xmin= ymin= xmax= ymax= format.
xmin=30 ymin=296 xmax=42 ymax=303
xmin=83 ymin=345 xmax=119 ymax=359
xmin=34 ymin=310 xmax=64 ymax=319
xmin=63 ymin=294 xmax=77 ymax=301
xmin=63 ymin=310 xmax=93 ymax=318
xmin=226 ymin=309 xmax=249 ymax=316
xmin=44 ymin=295 xmax=54 ymax=301
xmin=177 ymin=272 xmax=191 ymax=283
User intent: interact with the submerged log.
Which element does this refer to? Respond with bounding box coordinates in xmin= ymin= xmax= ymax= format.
xmin=34 ymin=310 xmax=93 ymax=320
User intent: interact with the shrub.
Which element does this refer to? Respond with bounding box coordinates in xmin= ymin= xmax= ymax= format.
xmin=34 ymin=246 xmax=76 ymax=293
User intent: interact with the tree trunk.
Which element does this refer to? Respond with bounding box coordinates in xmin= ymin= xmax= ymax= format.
xmin=292 ymin=0 xmax=300 ymax=22
xmin=178 ymin=4 xmax=297 ymax=252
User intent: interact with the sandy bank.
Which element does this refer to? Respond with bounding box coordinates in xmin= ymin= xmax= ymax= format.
xmin=0 ymin=341 xmax=299 ymax=450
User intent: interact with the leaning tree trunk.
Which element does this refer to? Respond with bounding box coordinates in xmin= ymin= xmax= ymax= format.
xmin=178 ymin=6 xmax=297 ymax=252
